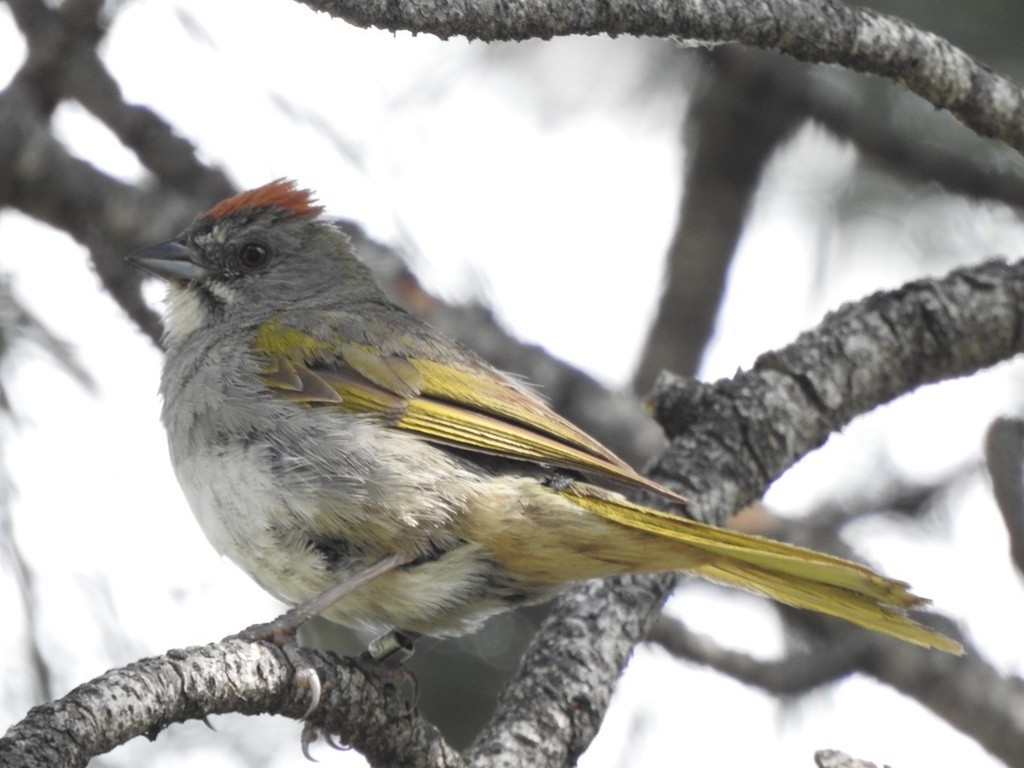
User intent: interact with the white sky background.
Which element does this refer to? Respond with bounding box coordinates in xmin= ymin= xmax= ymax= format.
xmin=2 ymin=1 xmax=1024 ymax=766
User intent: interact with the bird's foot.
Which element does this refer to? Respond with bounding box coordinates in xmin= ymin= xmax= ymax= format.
xmin=300 ymin=721 xmax=353 ymax=761
xmin=231 ymin=618 xmax=323 ymax=719
xmin=358 ymin=630 xmax=420 ymax=703
xmin=227 ymin=555 xmax=410 ymax=723
xmin=296 ymin=631 xmax=419 ymax=761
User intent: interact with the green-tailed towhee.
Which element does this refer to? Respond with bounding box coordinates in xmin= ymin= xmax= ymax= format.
xmin=128 ymin=180 xmax=961 ymax=656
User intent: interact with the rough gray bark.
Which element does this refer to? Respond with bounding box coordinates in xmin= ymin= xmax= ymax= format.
xmin=295 ymin=0 xmax=1024 ymax=156
xmin=815 ymin=750 xmax=878 ymax=768
xmin=0 ymin=640 xmax=462 ymax=768
xmin=648 ymin=258 xmax=1024 ymax=523
xmin=465 ymin=573 xmax=675 ymax=767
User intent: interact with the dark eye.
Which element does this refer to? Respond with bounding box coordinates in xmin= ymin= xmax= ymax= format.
xmin=238 ymin=242 xmax=270 ymax=270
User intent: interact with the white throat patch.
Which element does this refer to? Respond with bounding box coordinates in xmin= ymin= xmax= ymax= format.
xmin=163 ymin=284 xmax=209 ymax=346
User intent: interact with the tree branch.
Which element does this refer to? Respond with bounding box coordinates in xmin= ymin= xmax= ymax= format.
xmin=802 ymin=74 xmax=1024 ymax=210
xmin=634 ymin=46 xmax=809 ymax=392
xmin=465 ymin=256 xmax=1024 ymax=766
xmin=649 ymin=258 xmax=1024 ymax=523
xmin=650 ymin=612 xmax=1024 ymax=768
xmin=466 ymin=573 xmax=675 ymax=766
xmin=649 ymin=478 xmax=1024 ymax=763
xmin=984 ymin=417 xmax=1024 ymax=577
xmin=295 ymin=0 xmax=1024 ymax=156
xmin=8 ymin=0 xmax=233 ymax=199
xmin=0 ymin=0 xmax=235 ymax=347
xmin=648 ymin=614 xmax=863 ymax=693
xmin=0 ymin=640 xmax=461 ymax=768
xmin=815 ymin=749 xmax=879 ymax=768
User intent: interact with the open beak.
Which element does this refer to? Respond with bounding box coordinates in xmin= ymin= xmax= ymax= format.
xmin=126 ymin=241 xmax=210 ymax=281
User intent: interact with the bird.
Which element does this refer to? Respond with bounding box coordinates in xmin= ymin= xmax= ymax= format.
xmin=128 ymin=179 xmax=962 ymax=669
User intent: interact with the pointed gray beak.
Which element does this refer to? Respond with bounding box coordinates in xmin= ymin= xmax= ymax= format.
xmin=126 ymin=241 xmax=210 ymax=281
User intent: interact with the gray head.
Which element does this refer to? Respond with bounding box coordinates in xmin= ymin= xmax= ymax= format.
xmin=128 ymin=180 xmax=383 ymax=344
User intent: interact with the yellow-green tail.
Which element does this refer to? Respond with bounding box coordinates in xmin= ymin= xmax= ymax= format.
xmin=560 ymin=485 xmax=963 ymax=654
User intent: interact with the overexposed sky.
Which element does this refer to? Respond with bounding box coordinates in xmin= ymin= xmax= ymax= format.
xmin=3 ymin=2 xmax=1024 ymax=766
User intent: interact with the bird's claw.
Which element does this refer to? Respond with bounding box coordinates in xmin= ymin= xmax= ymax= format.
xmin=228 ymin=619 xmax=323 ymax=718
xmin=231 ymin=622 xmax=418 ymax=758
xmin=323 ymin=731 xmax=348 ymax=751
xmin=294 ymin=665 xmax=323 ymax=719
xmin=300 ymin=724 xmax=351 ymax=761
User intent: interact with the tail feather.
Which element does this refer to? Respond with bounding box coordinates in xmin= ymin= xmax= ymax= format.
xmin=560 ymin=484 xmax=963 ymax=654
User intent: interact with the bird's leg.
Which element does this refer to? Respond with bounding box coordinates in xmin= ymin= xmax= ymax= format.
xmin=230 ymin=553 xmax=411 ymax=723
xmin=239 ymin=554 xmax=410 ymax=643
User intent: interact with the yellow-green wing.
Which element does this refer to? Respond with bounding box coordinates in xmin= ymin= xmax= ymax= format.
xmin=254 ymin=319 xmax=683 ymax=502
